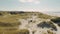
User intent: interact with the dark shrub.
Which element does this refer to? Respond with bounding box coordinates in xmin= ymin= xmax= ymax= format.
xmin=51 ymin=17 xmax=60 ymax=26
xmin=18 ymin=11 xmax=25 ymax=14
xmin=37 ymin=21 xmax=57 ymax=31
xmin=51 ymin=17 xmax=60 ymax=23
xmin=9 ymin=12 xmax=17 ymax=15
xmin=0 ymin=13 xmax=3 ymax=16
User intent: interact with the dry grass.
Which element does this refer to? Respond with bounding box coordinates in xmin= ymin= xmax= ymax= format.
xmin=0 ymin=11 xmax=57 ymax=34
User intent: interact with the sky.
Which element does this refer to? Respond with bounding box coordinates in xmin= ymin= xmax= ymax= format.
xmin=0 ymin=0 xmax=60 ymax=11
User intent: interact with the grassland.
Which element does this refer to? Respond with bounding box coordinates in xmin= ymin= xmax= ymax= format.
xmin=0 ymin=11 xmax=59 ymax=34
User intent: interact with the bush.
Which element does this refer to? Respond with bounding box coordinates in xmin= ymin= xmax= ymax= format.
xmin=37 ymin=21 xmax=57 ymax=31
xmin=51 ymin=17 xmax=60 ymax=22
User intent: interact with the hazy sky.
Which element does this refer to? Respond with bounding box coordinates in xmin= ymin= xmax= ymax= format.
xmin=0 ymin=0 xmax=60 ymax=11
